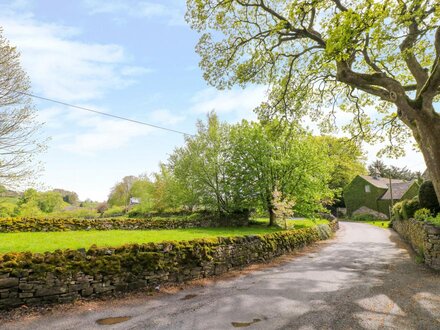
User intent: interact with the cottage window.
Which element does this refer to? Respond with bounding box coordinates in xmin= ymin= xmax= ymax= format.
xmin=365 ymin=185 xmax=371 ymax=193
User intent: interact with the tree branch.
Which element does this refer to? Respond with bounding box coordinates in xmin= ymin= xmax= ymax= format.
xmin=399 ymin=21 xmax=429 ymax=89
xmin=331 ymin=0 xmax=348 ymax=12
xmin=419 ymin=26 xmax=440 ymax=100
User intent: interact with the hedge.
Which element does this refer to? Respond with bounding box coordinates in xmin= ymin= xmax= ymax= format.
xmin=0 ymin=221 xmax=338 ymax=309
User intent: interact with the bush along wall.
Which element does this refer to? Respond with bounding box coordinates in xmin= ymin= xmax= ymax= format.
xmin=392 ymin=218 xmax=440 ymax=270
xmin=0 ymin=212 xmax=249 ymax=233
xmin=0 ymin=221 xmax=338 ymax=309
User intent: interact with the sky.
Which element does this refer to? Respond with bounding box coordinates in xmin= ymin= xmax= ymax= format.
xmin=0 ymin=0 xmax=426 ymax=201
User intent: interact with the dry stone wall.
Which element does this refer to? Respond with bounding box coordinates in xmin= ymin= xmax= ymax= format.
xmin=0 ymin=213 xmax=249 ymax=233
xmin=392 ymin=218 xmax=440 ymax=270
xmin=0 ymin=221 xmax=338 ymax=309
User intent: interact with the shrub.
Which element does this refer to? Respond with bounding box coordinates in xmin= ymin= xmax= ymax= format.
xmin=419 ymin=180 xmax=440 ymax=214
xmin=0 ymin=202 xmax=16 ymax=217
xmin=401 ymin=198 xmax=420 ymax=220
xmin=351 ymin=213 xmax=376 ymax=221
xmin=427 ymin=214 xmax=440 ymax=227
xmin=414 ymin=208 xmax=431 ymax=221
xmin=392 ymin=201 xmax=404 ymax=220
xmin=96 ymin=202 xmax=109 ymax=215
xmin=103 ymin=206 xmax=125 ymax=217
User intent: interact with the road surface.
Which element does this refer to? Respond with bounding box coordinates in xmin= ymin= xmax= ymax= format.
xmin=1 ymin=222 xmax=439 ymax=329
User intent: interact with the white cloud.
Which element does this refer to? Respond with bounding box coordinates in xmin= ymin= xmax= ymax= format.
xmin=190 ymin=86 xmax=268 ymax=121
xmin=149 ymin=109 xmax=185 ymax=125
xmin=60 ymin=118 xmax=153 ymax=155
xmin=83 ymin=0 xmax=185 ymax=26
xmin=0 ymin=8 xmax=156 ymax=155
xmin=0 ymin=14 xmax=151 ymax=102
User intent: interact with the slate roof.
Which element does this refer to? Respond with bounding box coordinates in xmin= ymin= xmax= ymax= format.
xmin=359 ymin=175 xmax=404 ymax=189
xmin=359 ymin=175 xmax=416 ymax=200
xmin=380 ymin=181 xmax=415 ymax=200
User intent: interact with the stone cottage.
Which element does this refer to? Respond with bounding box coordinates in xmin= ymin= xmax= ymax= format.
xmin=344 ymin=175 xmax=419 ymax=219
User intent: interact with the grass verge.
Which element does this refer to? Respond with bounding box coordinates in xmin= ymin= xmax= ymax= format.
xmin=365 ymin=220 xmax=390 ymax=228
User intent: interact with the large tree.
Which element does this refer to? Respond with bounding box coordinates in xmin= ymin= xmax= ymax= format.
xmin=228 ymin=120 xmax=334 ymax=225
xmin=186 ymin=0 xmax=440 ymax=202
xmin=0 ymin=28 xmax=44 ymax=187
xmin=169 ymin=112 xmax=234 ymax=213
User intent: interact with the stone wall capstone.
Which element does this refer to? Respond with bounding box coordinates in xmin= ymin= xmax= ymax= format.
xmin=0 ymin=221 xmax=338 ymax=310
xmin=392 ymin=218 xmax=440 ymax=270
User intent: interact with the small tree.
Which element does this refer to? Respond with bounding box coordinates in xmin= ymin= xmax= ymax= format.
xmin=272 ymin=187 xmax=295 ymax=229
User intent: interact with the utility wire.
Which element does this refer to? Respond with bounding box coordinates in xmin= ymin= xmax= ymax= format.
xmin=4 ymin=89 xmax=195 ymax=137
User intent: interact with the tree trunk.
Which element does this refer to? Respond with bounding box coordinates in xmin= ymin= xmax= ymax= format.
xmin=269 ymin=207 xmax=277 ymax=226
xmin=410 ymin=109 xmax=440 ymax=204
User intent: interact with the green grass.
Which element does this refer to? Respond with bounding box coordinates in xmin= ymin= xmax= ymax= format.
xmin=0 ymin=226 xmax=284 ymax=254
xmin=0 ymin=219 xmax=327 ymax=254
xmin=365 ymin=220 xmax=390 ymax=228
xmin=251 ymin=217 xmax=328 ymax=228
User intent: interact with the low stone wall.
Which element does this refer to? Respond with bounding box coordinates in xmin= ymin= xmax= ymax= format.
xmin=0 ymin=213 xmax=249 ymax=233
xmin=392 ymin=218 xmax=440 ymax=270
xmin=0 ymin=221 xmax=338 ymax=309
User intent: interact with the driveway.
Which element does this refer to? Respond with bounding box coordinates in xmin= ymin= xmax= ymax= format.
xmin=1 ymin=222 xmax=439 ymax=329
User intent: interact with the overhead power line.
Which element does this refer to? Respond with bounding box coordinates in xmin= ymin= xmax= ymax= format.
xmin=4 ymin=89 xmax=194 ymax=137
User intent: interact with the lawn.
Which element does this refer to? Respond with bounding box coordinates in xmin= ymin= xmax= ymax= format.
xmin=365 ymin=220 xmax=390 ymax=228
xmin=0 ymin=219 xmax=327 ymax=254
xmin=0 ymin=226 xmax=284 ymax=254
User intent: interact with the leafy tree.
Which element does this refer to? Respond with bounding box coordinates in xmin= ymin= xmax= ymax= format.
xmin=52 ymin=189 xmax=79 ymax=205
xmin=186 ymin=0 xmax=440 ymax=203
xmin=169 ymin=113 xmax=234 ymax=213
xmin=107 ymin=175 xmax=137 ymax=207
xmin=37 ymin=191 xmax=64 ymax=213
xmin=272 ymin=187 xmax=296 ymax=229
xmin=151 ymin=164 xmax=182 ymax=212
xmin=0 ymin=28 xmax=45 ymax=187
xmin=15 ymin=188 xmax=64 ymax=215
xmin=318 ymin=136 xmax=366 ymax=190
xmin=228 ymin=120 xmax=334 ymax=225
xmin=368 ymin=159 xmax=421 ymax=181
xmin=130 ymin=176 xmax=155 ymax=212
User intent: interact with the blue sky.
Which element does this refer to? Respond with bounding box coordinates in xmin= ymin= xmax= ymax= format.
xmin=0 ymin=0 xmax=426 ymax=201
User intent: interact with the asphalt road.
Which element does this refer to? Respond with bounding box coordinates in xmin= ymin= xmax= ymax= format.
xmin=2 ymin=222 xmax=440 ymax=330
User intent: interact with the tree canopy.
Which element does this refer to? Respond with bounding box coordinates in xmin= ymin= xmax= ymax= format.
xmin=186 ymin=0 xmax=440 ymax=202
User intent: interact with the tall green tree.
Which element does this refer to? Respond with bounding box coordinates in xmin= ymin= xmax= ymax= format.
xmin=170 ymin=112 xmax=235 ymax=213
xmin=228 ymin=120 xmax=334 ymax=225
xmin=186 ymin=0 xmax=440 ymax=203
